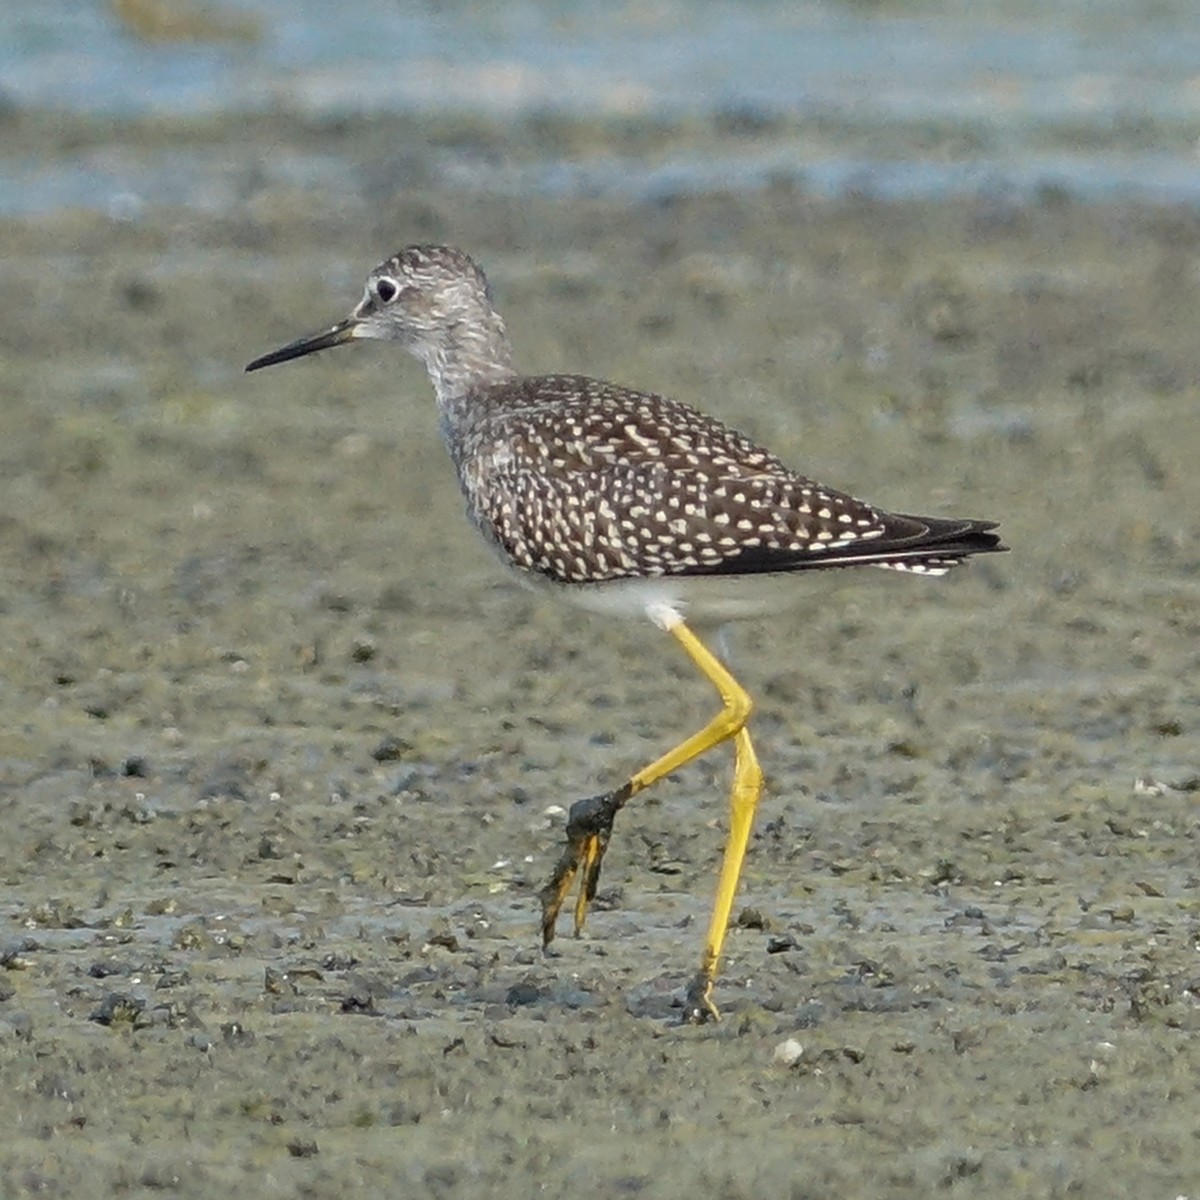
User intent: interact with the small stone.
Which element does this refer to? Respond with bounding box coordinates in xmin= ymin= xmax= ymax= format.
xmin=772 ymin=1037 xmax=804 ymax=1067
xmin=506 ymin=983 xmax=543 ymax=1008
xmin=735 ymin=907 xmax=769 ymax=930
xmin=90 ymin=992 xmax=145 ymax=1026
xmin=372 ymin=735 xmax=411 ymax=762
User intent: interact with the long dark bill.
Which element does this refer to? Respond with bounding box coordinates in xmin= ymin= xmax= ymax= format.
xmin=245 ymin=317 xmax=358 ymax=372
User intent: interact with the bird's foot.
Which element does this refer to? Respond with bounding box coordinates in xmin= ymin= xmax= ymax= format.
xmin=681 ymin=968 xmax=721 ymax=1024
xmin=539 ymin=783 xmax=632 ymax=947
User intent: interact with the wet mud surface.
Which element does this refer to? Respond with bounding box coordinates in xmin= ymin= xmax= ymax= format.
xmin=2 ymin=119 xmax=1200 ymax=1197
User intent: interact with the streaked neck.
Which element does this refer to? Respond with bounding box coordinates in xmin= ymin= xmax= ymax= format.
xmin=425 ymin=310 xmax=518 ymax=406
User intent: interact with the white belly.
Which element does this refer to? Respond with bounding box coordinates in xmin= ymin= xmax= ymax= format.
xmin=530 ymin=564 xmax=929 ymax=626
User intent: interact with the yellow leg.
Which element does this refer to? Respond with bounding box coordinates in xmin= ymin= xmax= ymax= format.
xmin=684 ymin=727 xmax=763 ymax=1021
xmin=538 ymin=617 xmax=763 ymax=1022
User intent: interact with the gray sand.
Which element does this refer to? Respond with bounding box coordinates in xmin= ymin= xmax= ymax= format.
xmin=2 ymin=119 xmax=1199 ymax=1197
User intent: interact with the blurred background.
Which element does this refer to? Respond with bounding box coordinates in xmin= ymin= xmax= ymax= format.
xmin=5 ymin=0 xmax=1200 ymax=216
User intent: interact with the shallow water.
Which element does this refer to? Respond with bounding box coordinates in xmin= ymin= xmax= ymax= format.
xmin=9 ymin=1 xmax=1199 ymax=123
xmin=5 ymin=1 xmax=1200 ymax=214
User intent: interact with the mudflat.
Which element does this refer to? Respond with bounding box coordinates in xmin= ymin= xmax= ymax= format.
xmin=2 ymin=114 xmax=1199 ymax=1198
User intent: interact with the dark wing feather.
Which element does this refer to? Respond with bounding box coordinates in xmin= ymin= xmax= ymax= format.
xmin=467 ymin=376 xmax=1006 ymax=585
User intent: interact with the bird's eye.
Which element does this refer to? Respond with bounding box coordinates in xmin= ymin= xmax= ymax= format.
xmin=374 ymin=277 xmax=400 ymax=303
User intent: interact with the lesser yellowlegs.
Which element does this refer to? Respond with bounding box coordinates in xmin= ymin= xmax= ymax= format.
xmin=246 ymin=244 xmax=1005 ymax=1021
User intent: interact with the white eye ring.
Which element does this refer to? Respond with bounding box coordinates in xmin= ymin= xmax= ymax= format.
xmin=374 ymin=277 xmax=401 ymax=303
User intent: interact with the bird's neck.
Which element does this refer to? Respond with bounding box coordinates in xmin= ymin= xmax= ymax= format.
xmin=424 ymin=310 xmax=518 ymax=408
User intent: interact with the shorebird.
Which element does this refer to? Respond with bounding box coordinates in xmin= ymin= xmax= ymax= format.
xmin=246 ymin=244 xmax=1005 ymax=1021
